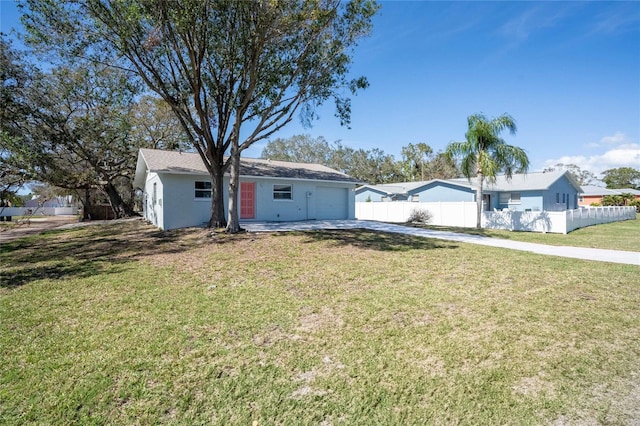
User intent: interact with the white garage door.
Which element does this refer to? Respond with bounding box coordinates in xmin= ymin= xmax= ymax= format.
xmin=316 ymin=187 xmax=348 ymax=219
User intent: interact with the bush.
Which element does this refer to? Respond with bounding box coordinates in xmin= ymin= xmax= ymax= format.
xmin=590 ymin=202 xmax=601 ymax=207
xmin=407 ymin=208 xmax=432 ymax=224
xmin=630 ymin=199 xmax=640 ymax=213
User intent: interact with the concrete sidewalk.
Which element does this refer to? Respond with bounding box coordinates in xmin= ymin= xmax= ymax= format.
xmin=242 ymin=220 xmax=640 ymax=266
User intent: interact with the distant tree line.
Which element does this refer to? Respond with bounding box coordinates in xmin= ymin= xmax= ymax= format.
xmin=261 ymin=134 xmax=460 ymax=184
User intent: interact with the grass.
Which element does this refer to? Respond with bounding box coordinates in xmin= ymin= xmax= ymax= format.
xmin=1 ymin=221 xmax=639 ymax=424
xmin=413 ymin=216 xmax=640 ymax=252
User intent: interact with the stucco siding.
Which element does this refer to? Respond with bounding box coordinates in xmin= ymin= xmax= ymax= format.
xmin=580 ymin=195 xmax=603 ymax=206
xmin=143 ymin=172 xmax=165 ymax=229
xmin=160 ymin=173 xmax=211 ymax=230
xmin=495 ymin=190 xmax=543 ymax=211
xmin=142 ymin=172 xmax=355 ymax=229
xmin=252 ymin=179 xmax=357 ymax=221
xmin=254 ymin=179 xmax=315 ymax=221
xmin=545 ymin=178 xmax=579 ymax=210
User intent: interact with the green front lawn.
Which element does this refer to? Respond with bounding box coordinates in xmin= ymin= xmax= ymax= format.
xmin=416 ymin=216 xmax=640 ymax=252
xmin=1 ymin=221 xmax=638 ymax=424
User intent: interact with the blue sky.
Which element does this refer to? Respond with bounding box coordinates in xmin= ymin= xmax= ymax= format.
xmin=2 ymin=1 xmax=639 ymax=179
xmin=252 ymin=1 xmax=640 ymax=178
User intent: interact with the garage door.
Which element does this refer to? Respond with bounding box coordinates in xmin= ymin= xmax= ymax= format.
xmin=316 ymin=187 xmax=348 ymax=219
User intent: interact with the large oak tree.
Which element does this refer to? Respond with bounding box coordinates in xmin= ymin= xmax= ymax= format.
xmin=1 ymin=51 xmax=140 ymax=217
xmin=23 ymin=0 xmax=379 ymax=232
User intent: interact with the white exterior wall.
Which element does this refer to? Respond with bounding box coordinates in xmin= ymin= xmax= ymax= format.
xmin=142 ymin=172 xmax=165 ymax=229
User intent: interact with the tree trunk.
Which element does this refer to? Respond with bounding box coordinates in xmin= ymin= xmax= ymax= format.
xmin=226 ymin=149 xmax=242 ymax=233
xmin=476 ymin=173 xmax=484 ymax=229
xmin=208 ymin=166 xmax=227 ymax=228
xmin=83 ymin=188 xmax=91 ymax=220
xmin=104 ymin=181 xmax=136 ymax=218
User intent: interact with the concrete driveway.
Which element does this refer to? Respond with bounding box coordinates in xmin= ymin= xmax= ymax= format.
xmin=242 ymin=220 xmax=640 ymax=266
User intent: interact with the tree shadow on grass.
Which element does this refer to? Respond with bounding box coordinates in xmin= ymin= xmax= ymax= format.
xmin=295 ymin=229 xmax=459 ymax=252
xmin=0 ymin=221 xmax=213 ymax=289
xmin=407 ymin=223 xmax=495 ymax=237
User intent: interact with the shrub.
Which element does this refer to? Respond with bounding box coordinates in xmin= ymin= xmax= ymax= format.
xmin=407 ymin=208 xmax=432 ymax=224
xmin=590 ymin=202 xmax=601 ymax=207
xmin=602 ymin=194 xmax=628 ymax=206
xmin=629 ymin=199 xmax=640 ymax=213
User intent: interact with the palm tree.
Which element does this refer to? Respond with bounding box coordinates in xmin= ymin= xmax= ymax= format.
xmin=446 ymin=113 xmax=530 ymax=228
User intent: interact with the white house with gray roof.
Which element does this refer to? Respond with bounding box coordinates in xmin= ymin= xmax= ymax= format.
xmin=356 ymin=170 xmax=582 ymax=212
xmin=133 ymin=148 xmax=359 ymax=230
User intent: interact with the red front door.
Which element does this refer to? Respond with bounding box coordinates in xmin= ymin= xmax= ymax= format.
xmin=240 ymin=182 xmax=255 ymax=219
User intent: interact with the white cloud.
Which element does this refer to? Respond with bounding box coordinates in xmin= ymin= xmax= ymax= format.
xmin=544 ymin=143 xmax=640 ymax=177
xmin=600 ymin=131 xmax=630 ymax=145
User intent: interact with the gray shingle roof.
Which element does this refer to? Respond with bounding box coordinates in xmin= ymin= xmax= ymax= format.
xmin=581 ymin=185 xmax=640 ymax=196
xmin=449 ymin=170 xmax=581 ymax=192
xmin=357 ymin=170 xmax=582 ymax=195
xmin=135 ymin=148 xmax=358 ymax=184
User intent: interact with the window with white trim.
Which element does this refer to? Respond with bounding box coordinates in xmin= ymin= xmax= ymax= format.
xmin=499 ymin=192 xmax=521 ymax=204
xmin=273 ymin=184 xmax=292 ymax=200
xmin=195 ymin=181 xmax=212 ymax=198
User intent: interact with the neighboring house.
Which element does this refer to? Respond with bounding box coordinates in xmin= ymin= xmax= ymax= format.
xmin=133 ymin=148 xmax=359 ymax=230
xmin=579 ymin=186 xmax=640 ymax=206
xmin=24 ymin=196 xmax=74 ymax=208
xmin=356 ymin=170 xmax=581 ymax=211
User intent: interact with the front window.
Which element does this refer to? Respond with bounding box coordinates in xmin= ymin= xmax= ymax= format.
xmin=195 ymin=181 xmax=212 ymax=198
xmin=500 ymin=192 xmax=521 ymax=204
xmin=273 ymin=184 xmax=292 ymax=200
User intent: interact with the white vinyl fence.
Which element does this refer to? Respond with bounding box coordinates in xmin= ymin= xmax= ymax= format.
xmin=356 ymin=202 xmax=637 ymax=234
xmin=356 ymin=201 xmax=478 ymax=227
xmin=0 ymin=206 xmax=78 ymax=218
xmin=564 ymin=206 xmax=637 ymax=233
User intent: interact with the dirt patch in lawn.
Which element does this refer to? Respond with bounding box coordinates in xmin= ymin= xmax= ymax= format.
xmin=0 ymin=215 xmax=81 ymax=243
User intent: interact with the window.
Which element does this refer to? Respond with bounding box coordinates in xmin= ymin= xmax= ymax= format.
xmin=499 ymin=192 xmax=521 ymax=204
xmin=152 ymin=183 xmax=157 ymax=205
xmin=556 ymin=193 xmax=560 ymax=203
xmin=195 ymin=181 xmax=212 ymax=198
xmin=579 ymin=195 xmax=584 ymax=202
xmin=273 ymin=184 xmax=292 ymax=200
